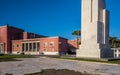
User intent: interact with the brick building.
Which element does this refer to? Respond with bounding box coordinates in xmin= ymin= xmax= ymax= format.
xmin=0 ymin=25 xmax=24 ymax=53
xmin=23 ymin=32 xmax=46 ymax=39
xmin=68 ymin=38 xmax=81 ymax=52
xmin=0 ymin=25 xmax=79 ymax=55
xmin=12 ymin=37 xmax=68 ymax=55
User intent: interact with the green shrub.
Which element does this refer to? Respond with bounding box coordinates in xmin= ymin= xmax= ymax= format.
xmin=21 ymin=52 xmax=25 ymax=55
xmin=0 ymin=53 xmax=4 ymax=56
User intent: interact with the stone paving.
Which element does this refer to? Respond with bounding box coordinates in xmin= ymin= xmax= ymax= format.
xmin=0 ymin=57 xmax=120 ymax=75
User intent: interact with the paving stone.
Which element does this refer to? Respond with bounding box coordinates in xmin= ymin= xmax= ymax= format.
xmin=0 ymin=57 xmax=120 ymax=75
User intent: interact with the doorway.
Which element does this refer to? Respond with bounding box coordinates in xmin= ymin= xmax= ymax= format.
xmin=0 ymin=43 xmax=4 ymax=53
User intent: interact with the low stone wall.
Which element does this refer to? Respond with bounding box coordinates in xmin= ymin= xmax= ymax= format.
xmin=43 ymin=52 xmax=59 ymax=55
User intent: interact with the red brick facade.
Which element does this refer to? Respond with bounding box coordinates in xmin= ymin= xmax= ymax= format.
xmin=12 ymin=37 xmax=68 ymax=55
xmin=0 ymin=25 xmax=79 ymax=55
xmin=0 ymin=25 xmax=24 ymax=53
xmin=68 ymin=38 xmax=81 ymax=52
xmin=23 ymin=32 xmax=46 ymax=39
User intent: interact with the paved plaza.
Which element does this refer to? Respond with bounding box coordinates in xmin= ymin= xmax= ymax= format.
xmin=0 ymin=57 xmax=120 ymax=75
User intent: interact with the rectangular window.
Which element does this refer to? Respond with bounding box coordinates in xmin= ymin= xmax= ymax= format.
xmin=119 ymin=54 xmax=120 ymax=57
xmin=44 ymin=42 xmax=47 ymax=47
xmin=59 ymin=42 xmax=62 ymax=45
xmin=114 ymin=54 xmax=117 ymax=57
xmin=17 ymin=44 xmax=19 ymax=47
xmin=50 ymin=42 xmax=54 ymax=47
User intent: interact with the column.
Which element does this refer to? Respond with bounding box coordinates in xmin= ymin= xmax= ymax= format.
xmin=32 ymin=43 xmax=34 ymax=52
xmin=0 ymin=44 xmax=1 ymax=53
xmin=1 ymin=44 xmax=3 ymax=53
xmin=3 ymin=43 xmax=5 ymax=53
xmin=24 ymin=43 xmax=26 ymax=52
xmin=28 ymin=43 xmax=30 ymax=52
xmin=37 ymin=42 xmax=40 ymax=52
xmin=36 ymin=42 xmax=37 ymax=52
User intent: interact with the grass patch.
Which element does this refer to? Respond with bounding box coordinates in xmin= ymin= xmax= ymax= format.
xmin=0 ymin=54 xmax=36 ymax=59
xmin=24 ymin=69 xmax=98 ymax=75
xmin=109 ymin=60 xmax=120 ymax=64
xmin=47 ymin=55 xmax=120 ymax=65
xmin=0 ymin=58 xmax=19 ymax=62
xmin=0 ymin=54 xmax=37 ymax=62
xmin=43 ymin=55 xmax=60 ymax=58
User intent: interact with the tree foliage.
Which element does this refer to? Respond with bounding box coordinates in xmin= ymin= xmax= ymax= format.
xmin=109 ymin=36 xmax=120 ymax=48
xmin=72 ymin=30 xmax=81 ymax=36
xmin=72 ymin=30 xmax=81 ymax=46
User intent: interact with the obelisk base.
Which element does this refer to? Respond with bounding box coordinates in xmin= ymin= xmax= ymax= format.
xmin=77 ymin=44 xmax=114 ymax=59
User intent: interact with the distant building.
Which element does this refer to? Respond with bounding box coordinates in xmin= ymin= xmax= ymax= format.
xmin=0 ymin=25 xmax=78 ymax=55
xmin=12 ymin=37 xmax=68 ymax=55
xmin=0 ymin=25 xmax=24 ymax=53
xmin=112 ymin=48 xmax=120 ymax=58
xmin=23 ymin=32 xmax=46 ymax=39
xmin=68 ymin=38 xmax=81 ymax=52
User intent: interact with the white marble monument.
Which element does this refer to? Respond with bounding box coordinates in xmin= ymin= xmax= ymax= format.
xmin=77 ymin=0 xmax=113 ymax=58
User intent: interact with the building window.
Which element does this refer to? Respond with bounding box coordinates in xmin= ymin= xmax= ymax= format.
xmin=119 ymin=50 xmax=120 ymax=52
xmin=17 ymin=44 xmax=19 ymax=47
xmin=114 ymin=54 xmax=117 ymax=57
xmin=59 ymin=42 xmax=62 ymax=45
xmin=119 ymin=54 xmax=120 ymax=57
xmin=44 ymin=42 xmax=47 ymax=47
xmin=50 ymin=42 xmax=54 ymax=47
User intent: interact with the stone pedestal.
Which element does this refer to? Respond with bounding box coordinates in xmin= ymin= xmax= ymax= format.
xmin=77 ymin=44 xmax=113 ymax=58
xmin=77 ymin=0 xmax=114 ymax=58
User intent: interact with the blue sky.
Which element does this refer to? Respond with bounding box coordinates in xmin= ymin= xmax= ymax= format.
xmin=0 ymin=0 xmax=119 ymax=39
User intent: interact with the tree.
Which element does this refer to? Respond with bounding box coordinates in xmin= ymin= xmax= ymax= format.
xmin=109 ymin=36 xmax=117 ymax=48
xmin=72 ymin=30 xmax=81 ymax=48
xmin=109 ymin=36 xmax=120 ymax=48
xmin=72 ymin=30 xmax=81 ymax=36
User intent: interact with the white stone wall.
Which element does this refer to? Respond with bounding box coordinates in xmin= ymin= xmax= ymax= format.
xmin=12 ymin=51 xmax=40 ymax=55
xmin=77 ymin=0 xmax=113 ymax=58
xmin=111 ymin=48 xmax=120 ymax=58
xmin=43 ymin=52 xmax=59 ymax=55
xmin=12 ymin=51 xmax=21 ymax=54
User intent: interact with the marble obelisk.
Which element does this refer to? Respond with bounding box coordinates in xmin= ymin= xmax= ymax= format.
xmin=77 ymin=0 xmax=113 ymax=58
